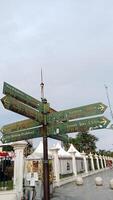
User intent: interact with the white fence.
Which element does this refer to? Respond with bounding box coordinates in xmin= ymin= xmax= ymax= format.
xmin=0 ymin=142 xmax=113 ymax=200
xmin=51 ymin=147 xmax=113 ymax=187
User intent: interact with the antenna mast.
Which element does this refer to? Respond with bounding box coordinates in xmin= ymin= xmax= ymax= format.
xmin=40 ymin=68 xmax=44 ymax=100
xmin=104 ymin=84 xmax=113 ymax=120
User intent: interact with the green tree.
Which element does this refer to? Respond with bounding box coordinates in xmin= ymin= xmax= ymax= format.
xmin=2 ymin=145 xmax=13 ymax=152
xmin=97 ymin=149 xmax=113 ymax=157
xmin=67 ymin=130 xmax=98 ymax=154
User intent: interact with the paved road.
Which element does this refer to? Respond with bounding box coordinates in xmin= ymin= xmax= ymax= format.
xmin=51 ymin=169 xmax=113 ymax=200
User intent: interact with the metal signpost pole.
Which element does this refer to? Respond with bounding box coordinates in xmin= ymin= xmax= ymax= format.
xmin=41 ymin=70 xmax=50 ymax=200
xmin=42 ymin=98 xmax=50 ymax=200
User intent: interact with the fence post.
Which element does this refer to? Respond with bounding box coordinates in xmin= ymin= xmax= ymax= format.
xmin=95 ymin=154 xmax=100 ymax=170
xmin=103 ymin=155 xmax=106 ymax=168
xmin=50 ymin=147 xmax=60 ymax=187
xmin=99 ymin=155 xmax=104 ymax=169
xmin=68 ymin=151 xmax=77 ymax=176
xmin=81 ymin=151 xmax=88 ymax=174
xmin=12 ymin=141 xmax=27 ymax=200
xmin=89 ymin=152 xmax=95 ymax=171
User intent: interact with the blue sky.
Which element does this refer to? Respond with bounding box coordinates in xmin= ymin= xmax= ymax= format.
xmin=0 ymin=0 xmax=113 ymax=150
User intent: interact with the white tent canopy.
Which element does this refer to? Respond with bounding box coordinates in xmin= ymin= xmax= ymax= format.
xmin=55 ymin=142 xmax=71 ymax=158
xmin=27 ymin=141 xmax=52 ymax=160
xmin=68 ymin=144 xmax=82 ymax=157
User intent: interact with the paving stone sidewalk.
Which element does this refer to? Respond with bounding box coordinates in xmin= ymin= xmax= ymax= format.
xmin=51 ymin=169 xmax=113 ymax=200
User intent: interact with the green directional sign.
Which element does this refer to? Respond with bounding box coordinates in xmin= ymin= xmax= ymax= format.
xmin=47 ymin=116 xmax=110 ymax=135
xmin=1 ymin=127 xmax=43 ymax=143
xmin=3 ymin=82 xmax=41 ymax=110
xmin=1 ymin=114 xmax=110 ymax=137
xmin=1 ymin=95 xmax=43 ymax=123
xmin=1 ymin=126 xmax=68 ymax=143
xmin=1 ymin=102 xmax=108 ymax=135
xmin=1 ymin=119 xmax=40 ymax=134
xmin=3 ymin=82 xmax=55 ymax=113
xmin=49 ymin=134 xmax=69 ymax=142
xmin=47 ymin=102 xmax=107 ymax=123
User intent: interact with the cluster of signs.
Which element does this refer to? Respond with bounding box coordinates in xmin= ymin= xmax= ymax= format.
xmin=0 ymin=82 xmax=110 ymax=143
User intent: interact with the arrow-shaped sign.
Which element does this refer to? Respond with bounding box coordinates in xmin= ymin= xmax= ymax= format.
xmin=2 ymin=116 xmax=108 ymax=143
xmin=47 ymin=102 xmax=107 ymax=123
xmin=3 ymin=82 xmax=55 ymax=113
xmin=47 ymin=116 xmax=110 ymax=135
xmin=1 ymin=101 xmax=108 ymax=135
xmin=0 ymin=119 xmax=40 ymax=134
xmin=1 ymin=126 xmax=69 ymax=143
xmin=1 ymin=95 xmax=43 ymax=123
xmin=1 ymin=114 xmax=110 ymax=138
xmin=3 ymin=82 xmax=41 ymax=110
xmin=1 ymin=127 xmax=43 ymax=143
xmin=1 ymin=119 xmax=40 ymax=134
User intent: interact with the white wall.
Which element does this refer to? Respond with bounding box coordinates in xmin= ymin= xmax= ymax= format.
xmin=59 ymin=158 xmax=73 ymax=175
xmin=76 ymin=158 xmax=84 ymax=173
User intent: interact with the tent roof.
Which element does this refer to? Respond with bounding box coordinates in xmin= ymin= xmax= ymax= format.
xmin=68 ymin=144 xmax=82 ymax=157
xmin=55 ymin=143 xmax=71 ymax=158
xmin=27 ymin=141 xmax=52 ymax=160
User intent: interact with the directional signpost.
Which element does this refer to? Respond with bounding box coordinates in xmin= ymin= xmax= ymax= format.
xmin=0 ymin=126 xmax=64 ymax=144
xmin=47 ymin=102 xmax=107 ymax=123
xmin=1 ymin=102 xmax=108 ymax=133
xmin=1 ymin=127 xmax=43 ymax=143
xmin=0 ymin=119 xmax=40 ymax=134
xmin=1 ymin=95 xmax=43 ymax=123
xmin=1 ymin=126 xmax=69 ymax=143
xmin=47 ymin=116 xmax=110 ymax=135
xmin=3 ymin=82 xmax=55 ymax=113
xmin=1 ymin=116 xmax=110 ymax=143
xmin=3 ymin=82 xmax=41 ymax=110
xmin=0 ymin=81 xmax=110 ymax=200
